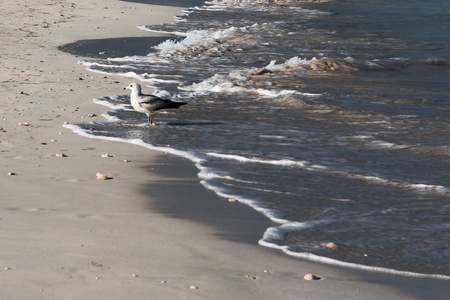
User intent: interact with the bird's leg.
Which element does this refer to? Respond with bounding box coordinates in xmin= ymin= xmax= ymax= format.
xmin=149 ymin=113 xmax=158 ymax=126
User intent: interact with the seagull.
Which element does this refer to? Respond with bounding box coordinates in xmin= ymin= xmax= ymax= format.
xmin=125 ymin=83 xmax=187 ymax=125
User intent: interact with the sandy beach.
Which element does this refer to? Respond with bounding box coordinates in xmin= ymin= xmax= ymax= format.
xmin=1 ymin=0 xmax=449 ymax=299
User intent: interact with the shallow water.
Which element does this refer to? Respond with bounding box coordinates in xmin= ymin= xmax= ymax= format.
xmin=67 ymin=0 xmax=450 ymax=277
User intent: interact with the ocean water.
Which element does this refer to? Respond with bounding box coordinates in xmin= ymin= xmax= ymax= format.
xmin=66 ymin=0 xmax=450 ymax=277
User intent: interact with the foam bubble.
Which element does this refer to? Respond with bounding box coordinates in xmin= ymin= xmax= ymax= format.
xmin=154 ymin=28 xmax=236 ymax=56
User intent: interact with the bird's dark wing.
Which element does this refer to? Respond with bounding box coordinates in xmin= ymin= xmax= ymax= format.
xmin=138 ymin=94 xmax=164 ymax=111
xmin=138 ymin=92 xmax=187 ymax=112
xmin=153 ymin=99 xmax=187 ymax=111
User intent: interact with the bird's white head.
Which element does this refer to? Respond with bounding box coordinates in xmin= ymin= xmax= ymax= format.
xmin=125 ymin=83 xmax=142 ymax=93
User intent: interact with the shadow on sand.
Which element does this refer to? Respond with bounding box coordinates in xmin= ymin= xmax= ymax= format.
xmin=58 ymin=36 xmax=183 ymax=59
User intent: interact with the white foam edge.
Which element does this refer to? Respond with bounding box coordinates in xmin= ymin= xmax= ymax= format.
xmin=179 ymin=5 xmax=226 ymax=13
xmin=350 ymin=135 xmax=411 ymax=150
xmin=256 ymin=88 xmax=297 ymax=97
xmin=343 ymin=173 xmax=450 ymax=195
xmin=204 ymin=0 xmax=318 ymax=11
xmin=265 ymin=56 xmax=316 ymax=72
xmin=179 ymin=55 xmax=322 ymax=97
xmin=93 ymin=96 xmax=132 ymax=110
xmin=366 ymin=140 xmax=410 ymax=150
xmin=107 ymin=56 xmax=172 ymax=64
xmin=151 ymin=28 xmax=237 ymax=56
xmin=206 ymin=152 xmax=329 ymax=171
xmin=259 ymin=224 xmax=450 ymax=280
xmin=78 ymin=63 xmax=182 ymax=88
xmin=80 ymin=59 xmax=182 ymax=84
xmin=208 ymin=152 xmax=449 ymax=195
xmin=137 ymin=26 xmax=189 ymax=37
xmin=181 ymin=71 xmax=321 ymax=98
xmin=197 ymin=168 xmax=288 ymax=223
xmin=80 ymin=60 xmax=139 ymax=70
xmin=63 ymin=122 xmax=204 ymax=165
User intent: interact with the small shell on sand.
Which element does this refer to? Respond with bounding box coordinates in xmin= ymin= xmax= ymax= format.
xmin=131 ymin=274 xmax=139 ymax=278
xmin=228 ymin=198 xmax=237 ymax=203
xmin=304 ymin=274 xmax=321 ymax=281
xmin=96 ymin=172 xmax=108 ymax=180
xmin=245 ymin=275 xmax=257 ymax=280
xmin=55 ymin=153 xmax=67 ymax=158
xmin=326 ymin=242 xmax=338 ymax=249
xmin=123 ymin=159 xmax=131 ymax=162
xmin=4 ymin=267 xmax=10 ymax=270
xmin=189 ymin=286 xmax=198 ymax=290
xmin=18 ymin=122 xmax=30 ymax=126
xmin=7 ymin=172 xmax=16 ymax=176
xmin=101 ymin=153 xmax=112 ymax=158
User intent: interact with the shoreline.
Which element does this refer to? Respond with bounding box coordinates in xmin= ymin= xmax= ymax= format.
xmin=1 ymin=0 xmax=449 ymax=299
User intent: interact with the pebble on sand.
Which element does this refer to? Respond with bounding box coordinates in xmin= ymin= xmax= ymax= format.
xmin=131 ymin=274 xmax=139 ymax=278
xmin=189 ymin=285 xmax=198 ymax=290
xmin=326 ymin=242 xmax=338 ymax=249
xmin=7 ymin=172 xmax=16 ymax=176
xmin=245 ymin=275 xmax=257 ymax=280
xmin=55 ymin=153 xmax=67 ymax=157
xmin=304 ymin=274 xmax=321 ymax=281
xmin=101 ymin=153 xmax=112 ymax=158
xmin=96 ymin=172 xmax=109 ymax=180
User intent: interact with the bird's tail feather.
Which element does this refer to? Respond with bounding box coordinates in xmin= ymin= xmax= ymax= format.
xmin=171 ymin=101 xmax=188 ymax=109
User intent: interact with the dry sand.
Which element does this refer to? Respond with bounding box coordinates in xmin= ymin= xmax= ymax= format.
xmin=1 ymin=0 xmax=449 ymax=299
